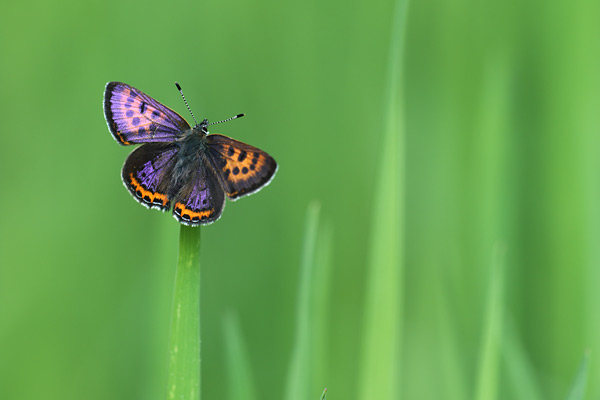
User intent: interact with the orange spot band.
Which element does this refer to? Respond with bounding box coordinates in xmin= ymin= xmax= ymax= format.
xmin=129 ymin=173 xmax=168 ymax=206
xmin=174 ymin=202 xmax=214 ymax=220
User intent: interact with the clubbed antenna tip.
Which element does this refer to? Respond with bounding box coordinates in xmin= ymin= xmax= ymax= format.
xmin=209 ymin=113 xmax=245 ymax=126
xmin=174 ymin=81 xmax=198 ymax=125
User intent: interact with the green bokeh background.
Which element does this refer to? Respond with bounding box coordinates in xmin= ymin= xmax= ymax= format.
xmin=1 ymin=0 xmax=600 ymax=399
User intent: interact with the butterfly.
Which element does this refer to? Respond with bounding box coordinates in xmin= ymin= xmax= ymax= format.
xmin=103 ymin=82 xmax=277 ymax=226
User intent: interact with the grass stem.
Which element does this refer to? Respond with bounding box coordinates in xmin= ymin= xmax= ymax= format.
xmin=167 ymin=225 xmax=202 ymax=400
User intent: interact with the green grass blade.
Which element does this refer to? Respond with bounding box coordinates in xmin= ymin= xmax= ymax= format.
xmin=312 ymin=221 xmax=333 ymax=389
xmin=357 ymin=0 xmax=408 ymax=398
xmin=471 ymin=42 xmax=513 ymax=400
xmin=285 ymin=202 xmax=321 ymax=400
xmin=565 ymin=352 xmax=590 ymax=400
xmin=320 ymin=388 xmax=328 ymax=400
xmin=167 ymin=225 xmax=202 ymax=400
xmin=503 ymin=317 xmax=542 ymax=400
xmin=435 ymin=281 xmax=468 ymax=400
xmin=474 ymin=244 xmax=505 ymax=400
xmin=223 ymin=312 xmax=257 ymax=400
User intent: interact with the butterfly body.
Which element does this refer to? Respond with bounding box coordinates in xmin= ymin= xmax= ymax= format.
xmin=104 ymin=82 xmax=277 ymax=226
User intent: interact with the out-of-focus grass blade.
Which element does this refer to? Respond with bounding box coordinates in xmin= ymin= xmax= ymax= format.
xmin=312 ymin=220 xmax=333 ymax=387
xmin=565 ymin=352 xmax=590 ymax=400
xmin=435 ymin=279 xmax=468 ymax=399
xmin=357 ymin=0 xmax=407 ymax=398
xmin=320 ymin=388 xmax=327 ymax=400
xmin=223 ymin=312 xmax=257 ymax=400
xmin=503 ymin=318 xmax=542 ymax=400
xmin=474 ymin=244 xmax=505 ymax=400
xmin=472 ymin=43 xmax=513 ymax=400
xmin=285 ymin=202 xmax=323 ymax=400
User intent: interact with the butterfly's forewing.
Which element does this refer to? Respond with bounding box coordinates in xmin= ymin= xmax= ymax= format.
xmin=104 ymin=82 xmax=190 ymax=145
xmin=172 ymin=163 xmax=226 ymax=226
xmin=122 ymin=143 xmax=179 ymax=211
xmin=205 ymin=134 xmax=277 ymax=200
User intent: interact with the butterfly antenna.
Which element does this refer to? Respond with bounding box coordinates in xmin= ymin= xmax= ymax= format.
xmin=175 ymin=82 xmax=198 ymax=126
xmin=208 ymin=113 xmax=245 ymax=126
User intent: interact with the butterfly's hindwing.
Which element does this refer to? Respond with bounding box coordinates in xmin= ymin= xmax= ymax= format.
xmin=104 ymin=82 xmax=190 ymax=145
xmin=122 ymin=143 xmax=179 ymax=211
xmin=205 ymin=134 xmax=277 ymax=200
xmin=172 ymin=161 xmax=225 ymax=226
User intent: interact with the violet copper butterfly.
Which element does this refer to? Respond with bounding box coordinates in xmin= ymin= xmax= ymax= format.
xmin=103 ymin=82 xmax=277 ymax=226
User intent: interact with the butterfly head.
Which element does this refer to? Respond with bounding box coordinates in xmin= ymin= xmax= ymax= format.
xmin=188 ymin=118 xmax=210 ymax=138
xmin=199 ymin=118 xmax=210 ymax=133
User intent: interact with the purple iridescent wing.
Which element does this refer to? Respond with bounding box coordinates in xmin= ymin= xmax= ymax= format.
xmin=104 ymin=82 xmax=190 ymax=145
xmin=171 ymin=160 xmax=226 ymax=226
xmin=122 ymin=143 xmax=179 ymax=211
xmin=205 ymin=134 xmax=277 ymax=200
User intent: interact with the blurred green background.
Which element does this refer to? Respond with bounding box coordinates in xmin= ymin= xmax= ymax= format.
xmin=1 ymin=0 xmax=600 ymax=398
